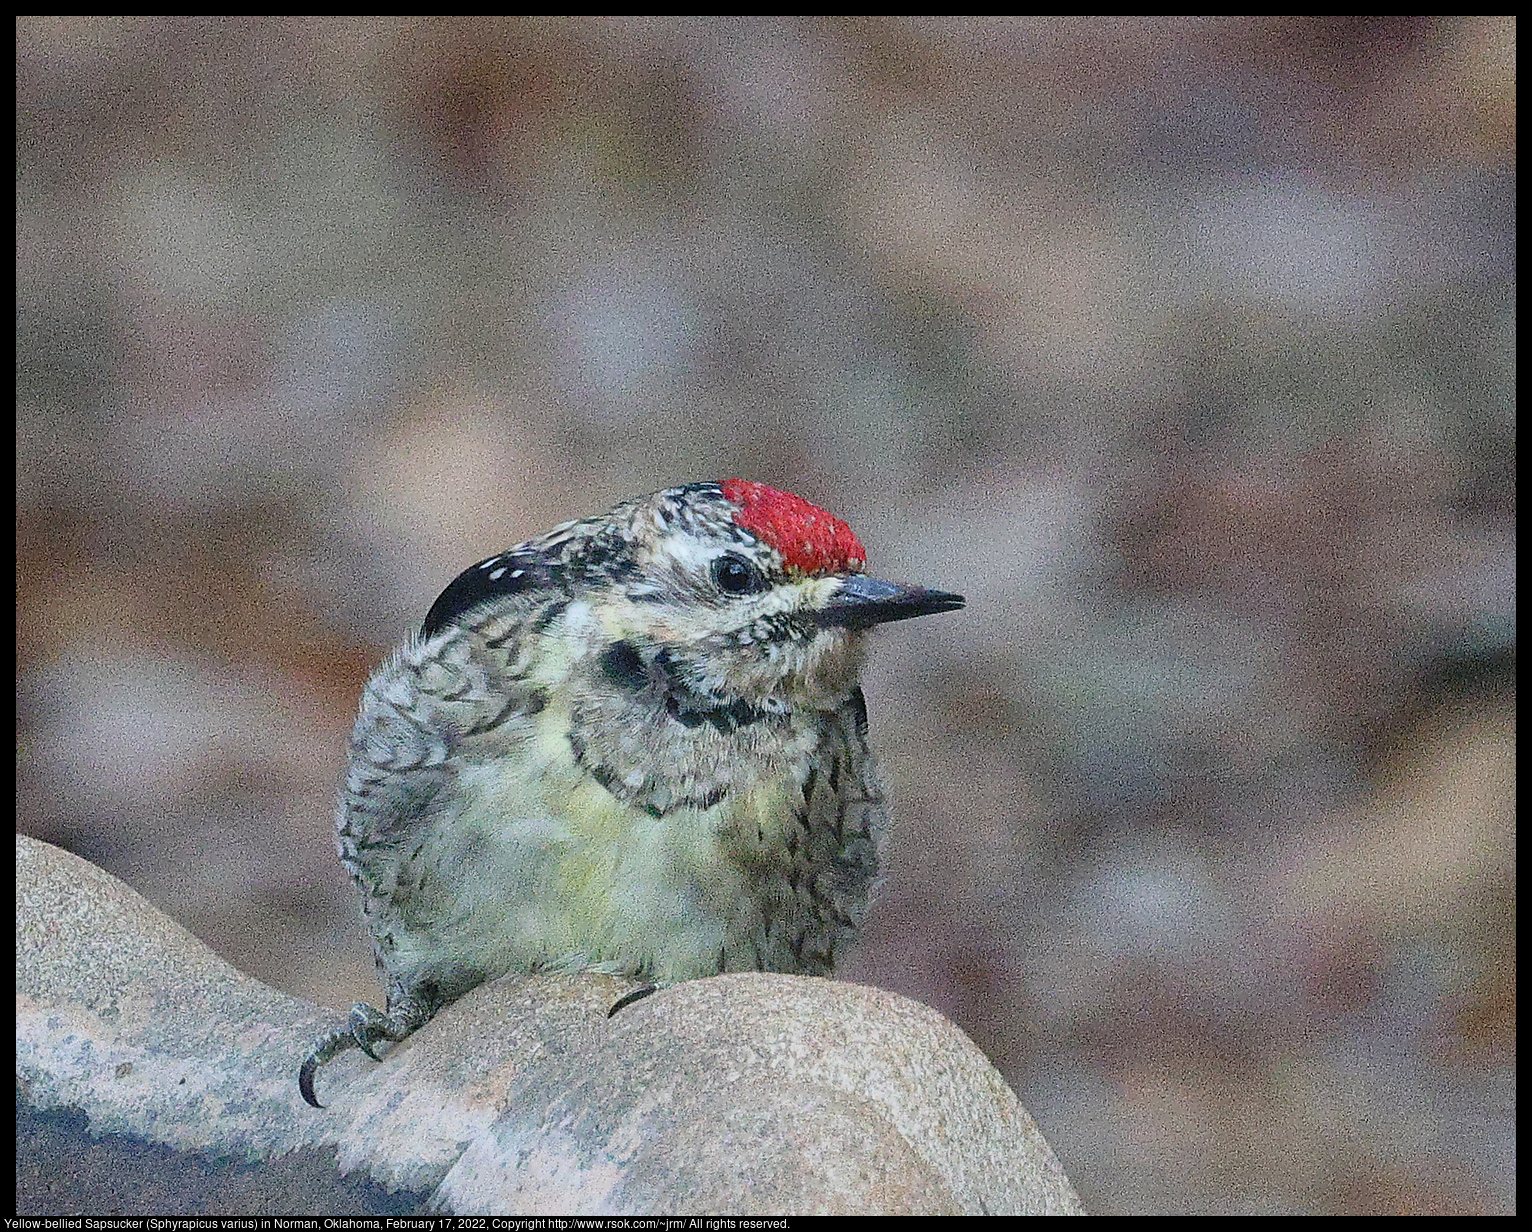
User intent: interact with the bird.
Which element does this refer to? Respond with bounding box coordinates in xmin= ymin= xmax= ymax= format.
xmin=299 ymin=479 xmax=963 ymax=1107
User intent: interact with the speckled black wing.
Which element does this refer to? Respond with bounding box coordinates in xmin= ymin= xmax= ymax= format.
xmin=420 ymin=549 xmax=556 ymax=640
xmin=790 ymin=686 xmax=889 ymax=973
xmin=335 ymin=600 xmax=559 ymax=1004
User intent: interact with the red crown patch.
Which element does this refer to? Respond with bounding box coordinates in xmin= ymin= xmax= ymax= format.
xmin=720 ymin=478 xmax=866 ymax=576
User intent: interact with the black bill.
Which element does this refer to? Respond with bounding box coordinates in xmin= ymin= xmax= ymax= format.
xmin=813 ymin=574 xmax=965 ymax=629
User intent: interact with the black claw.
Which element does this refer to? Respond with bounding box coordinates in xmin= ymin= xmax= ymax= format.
xmin=608 ymin=985 xmax=658 ymax=1017
xmin=298 ymin=1057 xmax=325 ymax=1109
xmin=299 ymin=1001 xmax=423 ymax=1107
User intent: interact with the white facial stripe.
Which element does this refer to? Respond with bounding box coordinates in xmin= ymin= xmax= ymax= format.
xmin=639 ymin=531 xmax=847 ymax=624
xmin=659 ymin=532 xmax=750 ymax=575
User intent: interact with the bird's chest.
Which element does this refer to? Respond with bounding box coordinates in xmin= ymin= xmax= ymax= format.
xmin=434 ymin=711 xmax=823 ymax=980
xmin=456 ymin=710 xmax=814 ymax=880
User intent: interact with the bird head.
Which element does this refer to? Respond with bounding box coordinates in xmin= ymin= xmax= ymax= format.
xmin=422 ymin=480 xmax=964 ymax=712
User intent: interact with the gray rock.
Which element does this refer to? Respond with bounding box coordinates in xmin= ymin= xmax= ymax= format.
xmin=16 ymin=835 xmax=1083 ymax=1215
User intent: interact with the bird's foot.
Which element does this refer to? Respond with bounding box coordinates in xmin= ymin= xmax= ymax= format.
xmin=298 ymin=999 xmax=427 ymax=1108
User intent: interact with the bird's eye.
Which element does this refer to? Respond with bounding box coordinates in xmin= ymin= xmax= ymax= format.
xmin=711 ymin=553 xmax=762 ymax=595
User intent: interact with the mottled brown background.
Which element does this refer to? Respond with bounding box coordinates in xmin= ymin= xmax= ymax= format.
xmin=16 ymin=17 xmax=1514 ymax=1215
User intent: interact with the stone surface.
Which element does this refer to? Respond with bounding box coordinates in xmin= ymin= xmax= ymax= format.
xmin=16 ymin=835 xmax=1083 ymax=1215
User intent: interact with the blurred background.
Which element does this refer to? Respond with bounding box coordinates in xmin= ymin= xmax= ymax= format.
xmin=15 ymin=17 xmax=1514 ymax=1215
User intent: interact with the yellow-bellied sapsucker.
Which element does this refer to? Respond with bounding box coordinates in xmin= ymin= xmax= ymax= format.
xmin=300 ymin=479 xmax=963 ymax=1106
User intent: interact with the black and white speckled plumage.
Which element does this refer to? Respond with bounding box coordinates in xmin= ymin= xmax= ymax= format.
xmin=299 ymin=482 xmax=962 ymax=1107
